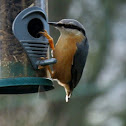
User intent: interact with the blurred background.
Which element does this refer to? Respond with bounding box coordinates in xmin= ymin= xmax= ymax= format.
xmin=0 ymin=0 xmax=126 ymax=126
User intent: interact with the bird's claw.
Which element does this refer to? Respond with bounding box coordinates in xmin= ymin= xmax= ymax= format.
xmin=38 ymin=65 xmax=44 ymax=69
xmin=39 ymin=30 xmax=55 ymax=50
xmin=40 ymin=57 xmax=48 ymax=60
xmin=39 ymin=30 xmax=48 ymax=36
xmin=38 ymin=57 xmax=48 ymax=69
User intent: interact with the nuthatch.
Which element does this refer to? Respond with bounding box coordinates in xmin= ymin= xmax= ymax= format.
xmin=40 ymin=19 xmax=89 ymax=102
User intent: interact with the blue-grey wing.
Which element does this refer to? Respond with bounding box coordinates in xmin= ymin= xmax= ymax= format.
xmin=69 ymin=37 xmax=89 ymax=90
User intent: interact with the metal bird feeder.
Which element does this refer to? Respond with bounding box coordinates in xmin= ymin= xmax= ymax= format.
xmin=0 ymin=0 xmax=56 ymax=94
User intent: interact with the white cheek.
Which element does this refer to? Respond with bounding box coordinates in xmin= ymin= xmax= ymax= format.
xmin=69 ymin=29 xmax=82 ymax=36
xmin=72 ymin=30 xmax=81 ymax=35
xmin=63 ymin=28 xmax=79 ymax=34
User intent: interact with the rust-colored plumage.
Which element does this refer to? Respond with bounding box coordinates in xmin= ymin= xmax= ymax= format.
xmin=52 ymin=32 xmax=85 ymax=97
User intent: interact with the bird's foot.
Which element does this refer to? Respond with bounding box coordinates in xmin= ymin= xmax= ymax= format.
xmin=40 ymin=57 xmax=48 ymax=60
xmin=38 ymin=57 xmax=53 ymax=77
xmin=38 ymin=57 xmax=48 ymax=69
xmin=39 ymin=30 xmax=55 ymax=50
xmin=38 ymin=65 xmax=44 ymax=69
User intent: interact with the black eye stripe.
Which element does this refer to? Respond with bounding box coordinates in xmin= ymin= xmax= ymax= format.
xmin=57 ymin=23 xmax=85 ymax=35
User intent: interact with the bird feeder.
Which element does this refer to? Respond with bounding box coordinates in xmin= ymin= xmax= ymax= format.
xmin=0 ymin=1 xmax=56 ymax=94
xmin=12 ymin=6 xmax=56 ymax=70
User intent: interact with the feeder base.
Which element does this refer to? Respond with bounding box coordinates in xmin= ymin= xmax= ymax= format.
xmin=0 ymin=77 xmax=54 ymax=94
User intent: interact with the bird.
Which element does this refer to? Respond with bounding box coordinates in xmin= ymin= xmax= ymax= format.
xmin=39 ymin=19 xmax=89 ymax=102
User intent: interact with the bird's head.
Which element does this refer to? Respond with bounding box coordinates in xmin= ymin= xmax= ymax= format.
xmin=48 ymin=19 xmax=86 ymax=37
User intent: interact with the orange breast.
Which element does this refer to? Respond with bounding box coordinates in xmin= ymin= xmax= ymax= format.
xmin=52 ymin=34 xmax=84 ymax=84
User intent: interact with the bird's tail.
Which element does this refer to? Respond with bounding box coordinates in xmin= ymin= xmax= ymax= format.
xmin=64 ymin=85 xmax=72 ymax=102
xmin=66 ymin=93 xmax=72 ymax=102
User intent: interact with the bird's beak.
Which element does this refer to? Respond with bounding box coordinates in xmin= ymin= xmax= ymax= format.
xmin=48 ymin=22 xmax=58 ymax=27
